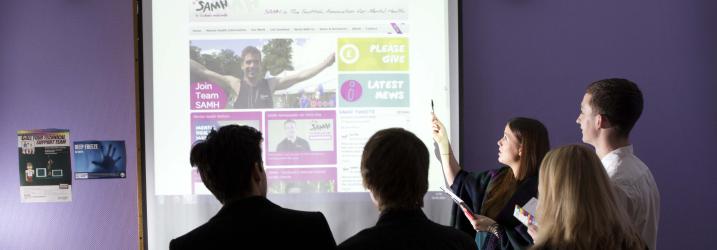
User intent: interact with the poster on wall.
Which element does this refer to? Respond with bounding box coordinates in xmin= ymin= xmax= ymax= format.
xmin=17 ymin=129 xmax=73 ymax=203
xmin=73 ymin=140 xmax=126 ymax=179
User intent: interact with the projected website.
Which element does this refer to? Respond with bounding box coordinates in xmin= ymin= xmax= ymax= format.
xmin=152 ymin=0 xmax=452 ymax=195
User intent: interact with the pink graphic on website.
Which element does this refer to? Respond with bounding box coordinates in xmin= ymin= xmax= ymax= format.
xmin=190 ymin=81 xmax=228 ymax=110
xmin=340 ymin=79 xmax=363 ymax=102
xmin=265 ymin=110 xmax=337 ymax=166
xmin=190 ymin=112 xmax=262 ymax=144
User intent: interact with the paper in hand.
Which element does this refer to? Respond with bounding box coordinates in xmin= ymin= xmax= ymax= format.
xmin=440 ymin=186 xmax=475 ymax=216
xmin=514 ymin=197 xmax=538 ymax=226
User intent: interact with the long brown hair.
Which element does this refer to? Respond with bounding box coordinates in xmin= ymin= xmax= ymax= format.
xmin=481 ymin=117 xmax=550 ymax=218
xmin=532 ymin=145 xmax=645 ymax=250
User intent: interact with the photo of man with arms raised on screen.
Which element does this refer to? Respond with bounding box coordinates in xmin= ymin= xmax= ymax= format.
xmin=190 ymin=39 xmax=335 ymax=109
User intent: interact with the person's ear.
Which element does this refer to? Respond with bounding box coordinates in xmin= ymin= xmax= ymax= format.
xmin=596 ymin=114 xmax=611 ymax=129
xmin=252 ymin=162 xmax=263 ymax=182
xmin=518 ymin=145 xmax=524 ymax=157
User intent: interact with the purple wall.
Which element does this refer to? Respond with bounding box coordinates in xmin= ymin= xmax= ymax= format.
xmin=1 ymin=0 xmax=715 ymax=249
xmin=459 ymin=0 xmax=717 ymax=249
xmin=0 ymin=1 xmax=138 ymax=249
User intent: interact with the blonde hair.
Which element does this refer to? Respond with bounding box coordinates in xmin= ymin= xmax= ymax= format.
xmin=532 ymin=145 xmax=645 ymax=250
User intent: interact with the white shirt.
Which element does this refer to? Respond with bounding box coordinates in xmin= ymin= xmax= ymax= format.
xmin=602 ymin=145 xmax=660 ymax=250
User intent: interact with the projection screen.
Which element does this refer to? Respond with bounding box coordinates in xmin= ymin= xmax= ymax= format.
xmin=141 ymin=0 xmax=461 ymax=248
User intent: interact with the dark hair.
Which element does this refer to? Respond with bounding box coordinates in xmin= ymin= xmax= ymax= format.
xmin=241 ymin=46 xmax=262 ymax=60
xmin=190 ymin=125 xmax=263 ymax=203
xmin=361 ymin=128 xmax=429 ymax=211
xmin=586 ymin=78 xmax=644 ymax=137
xmin=481 ymin=117 xmax=550 ymax=219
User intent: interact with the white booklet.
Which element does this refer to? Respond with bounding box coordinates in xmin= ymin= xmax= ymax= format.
xmin=513 ymin=197 xmax=538 ymax=226
xmin=440 ymin=186 xmax=475 ymax=215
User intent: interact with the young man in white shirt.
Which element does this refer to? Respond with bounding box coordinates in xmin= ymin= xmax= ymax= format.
xmin=576 ymin=78 xmax=660 ymax=249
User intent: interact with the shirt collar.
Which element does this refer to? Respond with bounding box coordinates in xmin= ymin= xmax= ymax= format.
xmin=213 ymin=196 xmax=275 ymax=219
xmin=376 ymin=208 xmax=428 ymax=226
xmin=600 ymin=145 xmax=634 ymax=175
xmin=602 ymin=145 xmax=634 ymax=159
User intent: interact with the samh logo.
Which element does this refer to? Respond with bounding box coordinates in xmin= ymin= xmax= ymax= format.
xmin=193 ymin=0 xmax=229 ymax=17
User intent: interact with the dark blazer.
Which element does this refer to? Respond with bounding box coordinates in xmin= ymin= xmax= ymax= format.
xmin=338 ymin=208 xmax=478 ymax=250
xmin=169 ymin=196 xmax=336 ymax=250
xmin=451 ymin=167 xmax=538 ymax=250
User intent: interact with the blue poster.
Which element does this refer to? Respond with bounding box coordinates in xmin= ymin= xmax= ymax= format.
xmin=73 ymin=140 xmax=126 ymax=179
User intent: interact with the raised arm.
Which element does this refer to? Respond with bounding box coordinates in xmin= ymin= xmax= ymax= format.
xmin=432 ymin=113 xmax=461 ymax=186
xmin=269 ymin=52 xmax=335 ymax=92
xmin=190 ymin=59 xmax=241 ymax=95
